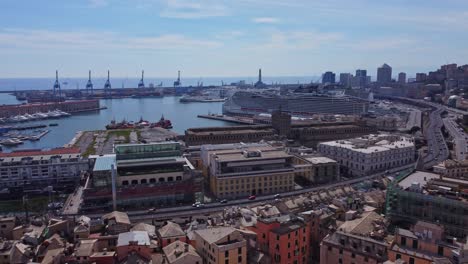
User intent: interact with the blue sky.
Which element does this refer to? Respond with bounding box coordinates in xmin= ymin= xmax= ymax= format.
xmin=1 ymin=0 xmax=468 ymax=78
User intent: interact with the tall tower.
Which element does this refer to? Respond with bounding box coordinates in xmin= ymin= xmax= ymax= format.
xmin=53 ymin=70 xmax=61 ymax=99
xmin=254 ymin=68 xmax=266 ymax=88
xmin=138 ymin=70 xmax=145 ymax=88
xmin=104 ymin=70 xmax=112 ymax=98
xmin=173 ymin=70 xmax=181 ymax=87
xmin=86 ymin=70 xmax=94 ymax=95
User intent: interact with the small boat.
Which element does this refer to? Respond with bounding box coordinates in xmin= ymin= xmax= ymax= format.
xmin=1 ymin=138 xmax=23 ymax=146
xmin=49 ymin=123 xmax=59 ymax=127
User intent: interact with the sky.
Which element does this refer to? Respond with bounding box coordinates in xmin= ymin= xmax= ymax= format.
xmin=1 ymin=0 xmax=468 ymax=78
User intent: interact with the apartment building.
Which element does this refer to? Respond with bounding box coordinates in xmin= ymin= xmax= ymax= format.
xmin=0 ymin=148 xmax=89 ymax=191
xmin=388 ymin=221 xmax=468 ymax=264
xmin=320 ymin=212 xmax=389 ymax=264
xmin=387 ymin=171 xmax=468 ymax=238
xmin=193 ymin=227 xmax=247 ymax=264
xmin=433 ymin=159 xmax=468 ymax=180
xmin=251 ymin=217 xmax=310 ymax=264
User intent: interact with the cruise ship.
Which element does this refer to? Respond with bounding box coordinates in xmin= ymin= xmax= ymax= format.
xmin=222 ymin=89 xmax=369 ymax=117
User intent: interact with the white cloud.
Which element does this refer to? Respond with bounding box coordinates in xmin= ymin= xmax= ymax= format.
xmin=255 ymin=30 xmax=343 ymax=50
xmin=252 ymin=17 xmax=280 ymax=24
xmin=159 ymin=0 xmax=228 ymax=19
xmin=0 ymin=28 xmax=222 ymax=53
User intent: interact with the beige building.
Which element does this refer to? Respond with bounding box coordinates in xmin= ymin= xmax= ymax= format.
xmin=433 ymin=159 xmax=468 ymax=180
xmin=162 ymin=241 xmax=202 ymax=264
xmin=293 ymin=156 xmax=340 ymax=184
xmin=0 ymin=217 xmax=16 ymax=240
xmin=201 ymin=144 xmax=295 ymax=198
xmin=193 ymin=227 xmax=247 ymax=264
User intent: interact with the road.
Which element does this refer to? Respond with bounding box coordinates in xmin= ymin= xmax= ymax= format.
xmin=74 ymin=163 xmax=416 ymax=222
xmin=383 ymin=97 xmax=449 ymax=169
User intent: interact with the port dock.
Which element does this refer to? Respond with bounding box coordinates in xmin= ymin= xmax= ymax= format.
xmin=197 ymin=114 xmax=254 ymax=125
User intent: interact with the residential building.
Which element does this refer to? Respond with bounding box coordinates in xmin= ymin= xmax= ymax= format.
xmin=293 ymin=156 xmax=340 ymax=184
xmin=162 ymin=240 xmax=202 ymax=264
xmin=340 ymin=73 xmax=352 ymax=88
xmin=201 ymin=144 xmax=295 ymax=198
xmin=0 ymin=217 xmax=16 ymax=240
xmin=387 ymin=171 xmax=468 ymax=238
xmin=323 ymin=71 xmax=336 ymax=84
xmin=116 ymin=231 xmax=152 ymax=262
xmin=250 ymin=217 xmax=310 ymax=264
xmin=388 ymin=221 xmax=468 ymax=264
xmin=158 ymin=221 xmax=187 ymax=247
xmin=416 ymin=73 xmax=427 ymax=82
xmin=398 ymin=72 xmax=406 ymax=84
xmin=0 ymin=148 xmax=89 ymax=192
xmin=320 ymin=212 xmax=389 ymax=264
xmin=81 ymin=142 xmax=202 ymax=212
xmin=433 ymin=159 xmax=468 ymax=179
xmin=300 ymin=210 xmax=335 ymax=262
xmin=356 ymin=69 xmax=368 ymax=87
xmin=377 ymin=63 xmax=392 ymax=83
xmin=193 ymin=227 xmax=247 ymax=264
xmin=318 ymin=134 xmax=415 ymax=177
xmin=102 ymin=211 xmax=131 ymax=235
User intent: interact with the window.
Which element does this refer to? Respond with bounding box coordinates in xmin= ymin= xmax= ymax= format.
xmin=225 ymin=251 xmax=228 ymax=257
xmin=409 ymin=257 xmax=415 ymax=264
xmin=400 ymin=236 xmax=406 ymax=246
xmin=238 ymin=248 xmax=242 ymax=254
xmin=338 ymin=258 xmax=342 ymax=264
xmin=351 ymin=253 xmax=355 ymax=258
xmin=412 ymin=239 xmax=418 ymax=249
xmin=396 ymin=254 xmax=401 ymax=259
xmin=328 ymin=246 xmax=332 ymax=251
xmin=438 ymin=245 xmax=444 ymax=256
xmin=238 ymin=256 xmax=242 ymax=262
xmin=339 ymin=249 xmax=343 ymax=254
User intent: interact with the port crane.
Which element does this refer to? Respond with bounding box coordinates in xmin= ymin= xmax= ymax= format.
xmin=138 ymin=70 xmax=145 ymax=88
xmin=86 ymin=70 xmax=94 ymax=95
xmin=104 ymin=70 xmax=112 ymax=98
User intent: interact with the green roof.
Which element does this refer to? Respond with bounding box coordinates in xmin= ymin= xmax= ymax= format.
xmin=93 ymin=154 xmax=116 ymax=172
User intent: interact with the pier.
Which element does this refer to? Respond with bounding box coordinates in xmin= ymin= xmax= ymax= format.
xmin=197 ymin=114 xmax=254 ymax=125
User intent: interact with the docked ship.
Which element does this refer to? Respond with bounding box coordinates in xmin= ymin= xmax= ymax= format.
xmin=179 ymin=95 xmax=226 ymax=103
xmin=222 ymin=89 xmax=370 ymax=117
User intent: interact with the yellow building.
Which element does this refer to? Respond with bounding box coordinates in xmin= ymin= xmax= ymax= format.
xmin=201 ymin=144 xmax=295 ymax=198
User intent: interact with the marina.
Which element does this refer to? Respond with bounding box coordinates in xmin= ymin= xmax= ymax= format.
xmin=0 ymin=94 xmax=233 ymax=151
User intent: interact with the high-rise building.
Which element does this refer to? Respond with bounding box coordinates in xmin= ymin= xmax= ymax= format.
xmin=377 ymin=63 xmax=392 ymax=83
xmin=355 ymin=69 xmax=367 ymax=87
xmin=339 ymin=73 xmax=352 ymax=88
xmin=398 ymin=72 xmax=406 ymax=84
xmin=322 ymin=71 xmax=336 ymax=84
xmin=416 ymin=73 xmax=427 ymax=82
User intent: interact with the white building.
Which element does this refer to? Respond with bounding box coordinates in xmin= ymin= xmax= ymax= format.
xmin=317 ymin=134 xmax=415 ymax=177
xmin=0 ymin=148 xmax=89 ymax=190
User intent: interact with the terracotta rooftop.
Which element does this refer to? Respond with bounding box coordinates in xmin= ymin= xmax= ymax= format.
xmin=0 ymin=147 xmax=81 ymax=158
xmin=158 ymin=221 xmax=185 ymax=238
